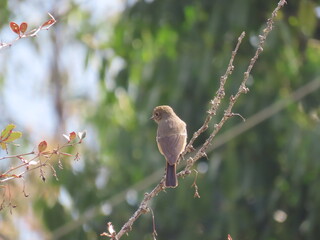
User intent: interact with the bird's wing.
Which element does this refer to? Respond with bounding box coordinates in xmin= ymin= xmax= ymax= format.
xmin=157 ymin=133 xmax=186 ymax=165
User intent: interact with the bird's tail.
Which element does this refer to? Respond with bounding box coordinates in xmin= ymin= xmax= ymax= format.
xmin=166 ymin=162 xmax=178 ymax=188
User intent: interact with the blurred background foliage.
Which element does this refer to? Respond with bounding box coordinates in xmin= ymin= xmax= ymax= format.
xmin=1 ymin=0 xmax=320 ymax=239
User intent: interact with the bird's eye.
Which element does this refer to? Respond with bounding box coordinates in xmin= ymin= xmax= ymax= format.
xmin=155 ymin=112 xmax=160 ymax=117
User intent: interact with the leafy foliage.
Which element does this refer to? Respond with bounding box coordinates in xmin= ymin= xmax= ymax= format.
xmin=0 ymin=124 xmax=22 ymax=151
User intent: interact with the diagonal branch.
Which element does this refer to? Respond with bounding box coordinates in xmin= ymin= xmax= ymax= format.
xmin=113 ymin=32 xmax=245 ymax=239
xmin=104 ymin=0 xmax=287 ymax=239
xmin=184 ymin=0 xmax=287 ymax=172
xmin=183 ymin=31 xmax=245 ymax=155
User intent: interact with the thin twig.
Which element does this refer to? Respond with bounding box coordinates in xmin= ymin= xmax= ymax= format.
xmin=191 ymin=169 xmax=200 ymax=198
xmin=22 ymin=177 xmax=29 ymax=197
xmin=0 ymin=151 xmax=35 ymax=161
xmin=0 ymin=140 xmax=81 ymax=183
xmin=0 ymin=13 xmax=56 ymax=51
xmin=0 ymin=132 xmax=85 ymax=211
xmin=149 ymin=207 xmax=158 ymax=240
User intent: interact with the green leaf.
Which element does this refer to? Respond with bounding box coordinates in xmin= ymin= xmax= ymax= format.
xmin=0 ymin=124 xmax=16 ymax=141
xmin=5 ymin=131 xmax=22 ymax=143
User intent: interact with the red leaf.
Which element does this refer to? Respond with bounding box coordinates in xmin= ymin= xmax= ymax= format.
xmin=10 ymin=22 xmax=20 ymax=35
xmin=69 ymin=132 xmax=76 ymax=141
xmin=41 ymin=19 xmax=55 ymax=28
xmin=19 ymin=22 xmax=28 ymax=34
xmin=38 ymin=141 xmax=47 ymax=153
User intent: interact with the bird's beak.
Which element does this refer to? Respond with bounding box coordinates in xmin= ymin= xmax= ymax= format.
xmin=150 ymin=115 xmax=154 ymax=120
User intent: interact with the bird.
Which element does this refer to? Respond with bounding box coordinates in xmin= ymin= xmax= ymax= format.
xmin=151 ymin=105 xmax=187 ymax=188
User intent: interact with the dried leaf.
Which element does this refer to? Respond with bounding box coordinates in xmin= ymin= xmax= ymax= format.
xmin=41 ymin=19 xmax=55 ymax=28
xmin=38 ymin=141 xmax=47 ymax=153
xmin=10 ymin=22 xmax=20 ymax=35
xmin=19 ymin=22 xmax=28 ymax=34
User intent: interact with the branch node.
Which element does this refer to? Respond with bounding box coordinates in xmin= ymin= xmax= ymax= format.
xmin=240 ymin=84 xmax=249 ymax=93
xmin=187 ymin=158 xmax=194 ymax=165
xmin=186 ymin=145 xmax=195 ymax=153
xmin=206 ymin=109 xmax=215 ymax=115
xmin=201 ymin=151 xmax=208 ymax=160
xmin=140 ymin=205 xmax=149 ymax=214
xmin=224 ymin=112 xmax=246 ymax=122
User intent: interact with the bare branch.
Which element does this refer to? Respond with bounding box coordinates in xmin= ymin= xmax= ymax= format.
xmin=106 ymin=0 xmax=287 ymax=239
xmin=182 ymin=31 xmax=246 ymax=157
xmin=0 ymin=151 xmax=35 ymax=161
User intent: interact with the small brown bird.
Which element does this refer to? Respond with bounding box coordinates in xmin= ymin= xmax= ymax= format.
xmin=151 ymin=105 xmax=187 ymax=188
